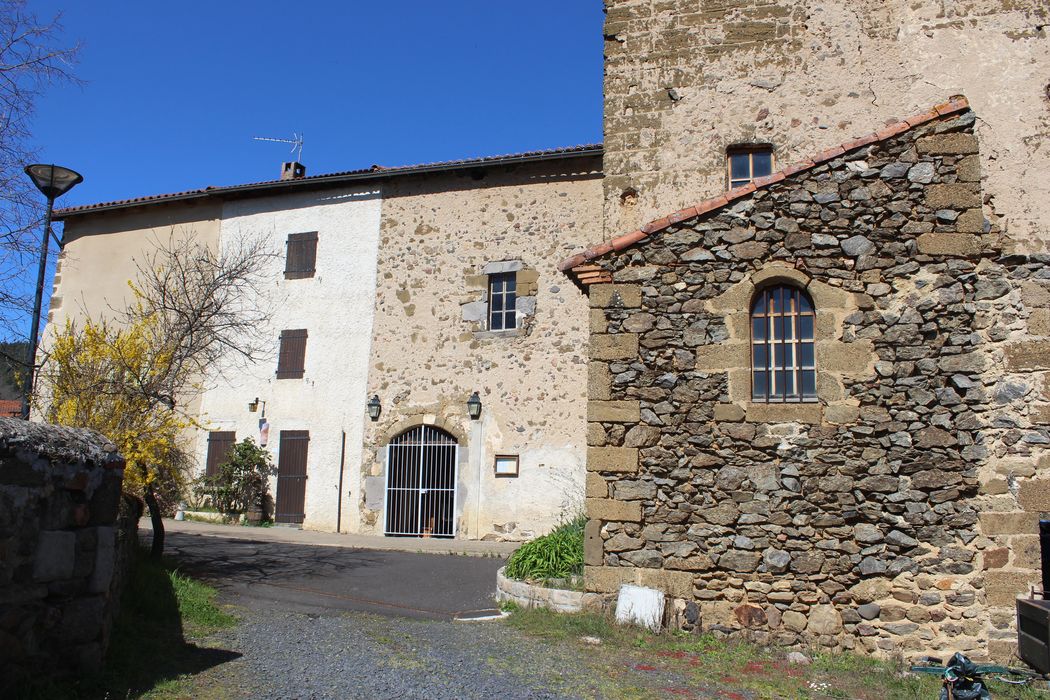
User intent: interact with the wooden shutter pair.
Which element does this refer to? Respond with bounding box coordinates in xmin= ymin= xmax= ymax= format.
xmin=285 ymin=231 xmax=318 ymax=279
xmin=205 ymin=431 xmax=236 ymax=477
xmin=276 ymin=329 xmax=308 ymax=379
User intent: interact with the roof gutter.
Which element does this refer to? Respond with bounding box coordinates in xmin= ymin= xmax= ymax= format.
xmin=54 ymin=145 xmax=604 ymax=221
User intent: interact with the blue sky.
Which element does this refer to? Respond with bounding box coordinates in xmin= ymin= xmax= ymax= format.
xmin=28 ymin=1 xmax=604 ymax=210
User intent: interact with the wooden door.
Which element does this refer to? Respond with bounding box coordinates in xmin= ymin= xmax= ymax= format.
xmin=205 ymin=431 xmax=236 ymax=477
xmin=275 ymin=430 xmax=309 ymax=524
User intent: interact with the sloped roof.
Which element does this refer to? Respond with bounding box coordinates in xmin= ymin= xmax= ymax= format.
xmin=559 ymin=96 xmax=971 ymax=286
xmin=55 ymin=144 xmax=603 ymax=220
xmin=0 ymin=400 xmax=21 ymax=418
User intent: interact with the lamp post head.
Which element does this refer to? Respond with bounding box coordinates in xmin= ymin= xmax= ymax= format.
xmin=24 ymin=164 xmax=83 ymax=200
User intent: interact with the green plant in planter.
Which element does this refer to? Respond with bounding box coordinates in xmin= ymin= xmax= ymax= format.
xmin=194 ymin=438 xmax=273 ymax=519
xmin=505 ymin=515 xmax=585 ymax=583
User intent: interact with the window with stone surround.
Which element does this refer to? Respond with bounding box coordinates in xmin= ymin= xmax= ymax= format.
xmin=751 ymin=285 xmax=816 ymax=402
xmin=488 ymin=272 xmax=517 ymax=331
xmin=727 ymin=145 xmax=774 ymax=189
xmin=460 ymin=260 xmax=538 ymax=338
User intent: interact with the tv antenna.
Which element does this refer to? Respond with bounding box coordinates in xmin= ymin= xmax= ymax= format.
xmin=253 ymin=132 xmax=304 ymax=162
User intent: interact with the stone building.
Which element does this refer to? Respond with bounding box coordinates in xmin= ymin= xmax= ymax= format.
xmin=37 ymin=0 xmax=1050 ymax=660
xmin=50 ymin=147 xmax=601 ymax=538
xmin=559 ymin=0 xmax=1050 ymax=660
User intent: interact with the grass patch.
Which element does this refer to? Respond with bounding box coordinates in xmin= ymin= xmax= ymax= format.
xmin=168 ymin=567 xmax=237 ymax=635
xmin=506 ymin=608 xmax=1048 ymax=700
xmin=507 ymin=605 xmax=643 ymax=646
xmin=16 ymin=547 xmax=238 ymax=700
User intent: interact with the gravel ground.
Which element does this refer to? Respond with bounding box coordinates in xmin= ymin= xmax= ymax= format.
xmin=192 ymin=607 xmax=680 ymax=700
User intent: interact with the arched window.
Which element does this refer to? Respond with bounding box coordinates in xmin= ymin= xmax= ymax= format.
xmin=751 ymin=285 xmax=816 ymax=402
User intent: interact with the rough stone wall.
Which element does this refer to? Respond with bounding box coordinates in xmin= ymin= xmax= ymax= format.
xmin=360 ymin=157 xmax=602 ymax=540
xmin=602 ymin=0 xmax=1050 ymax=254
xmin=0 ymin=417 xmax=132 ymax=688
xmin=582 ymin=110 xmax=1045 ymax=660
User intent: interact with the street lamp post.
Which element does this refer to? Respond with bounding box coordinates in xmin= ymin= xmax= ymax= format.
xmin=21 ymin=164 xmax=83 ymax=419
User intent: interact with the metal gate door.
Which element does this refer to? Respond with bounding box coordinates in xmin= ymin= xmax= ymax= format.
xmin=384 ymin=426 xmax=458 ymax=538
xmin=275 ymin=430 xmax=309 ymax=524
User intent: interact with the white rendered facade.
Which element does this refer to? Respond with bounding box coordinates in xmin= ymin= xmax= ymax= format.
xmin=195 ymin=186 xmax=382 ymax=531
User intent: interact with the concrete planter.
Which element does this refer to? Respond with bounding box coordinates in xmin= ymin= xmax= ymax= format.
xmin=184 ymin=510 xmax=235 ymax=524
xmin=495 ymin=566 xmax=602 ymax=613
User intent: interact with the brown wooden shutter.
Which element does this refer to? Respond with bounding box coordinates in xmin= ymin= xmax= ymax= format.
xmin=285 ymin=231 xmax=318 ymax=279
xmin=275 ymin=430 xmax=309 ymax=524
xmin=276 ymin=329 xmax=308 ymax=379
xmin=205 ymin=431 xmax=236 ymax=477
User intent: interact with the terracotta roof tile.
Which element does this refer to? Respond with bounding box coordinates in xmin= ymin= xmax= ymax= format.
xmin=667 ymin=206 xmax=699 ymax=225
xmin=559 ymin=96 xmax=970 ymax=279
xmin=612 ymin=230 xmax=647 ymax=251
xmin=0 ymin=400 xmax=22 ymax=417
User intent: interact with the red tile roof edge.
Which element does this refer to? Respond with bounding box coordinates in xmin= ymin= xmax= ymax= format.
xmin=558 ymin=96 xmax=970 ymax=276
xmin=0 ymin=399 xmax=22 ymax=417
xmin=55 ymin=143 xmax=604 ymax=219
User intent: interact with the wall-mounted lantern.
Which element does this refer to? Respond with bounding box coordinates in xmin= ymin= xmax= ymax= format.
xmin=467 ymin=391 xmax=482 ymax=420
xmin=248 ymin=398 xmax=269 ymax=445
xmin=367 ymin=395 xmax=382 ymax=422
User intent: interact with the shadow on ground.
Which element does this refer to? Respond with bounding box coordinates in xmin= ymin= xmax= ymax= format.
xmin=16 ymin=549 xmax=240 ymax=700
xmin=151 ymin=530 xmax=506 ymax=620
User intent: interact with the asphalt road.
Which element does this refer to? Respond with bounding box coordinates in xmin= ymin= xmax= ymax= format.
xmin=157 ymin=530 xmax=507 ymax=620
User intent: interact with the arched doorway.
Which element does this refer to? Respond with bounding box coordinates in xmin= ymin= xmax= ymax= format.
xmin=384 ymin=425 xmax=459 ymax=538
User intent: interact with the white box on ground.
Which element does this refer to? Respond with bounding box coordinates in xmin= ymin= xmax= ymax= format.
xmin=615 ymin=584 xmax=665 ymax=632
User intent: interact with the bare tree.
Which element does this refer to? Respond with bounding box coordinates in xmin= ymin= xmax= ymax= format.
xmin=129 ymin=232 xmax=276 ymax=556
xmin=0 ymin=0 xmax=79 ymax=341
xmin=128 ymin=232 xmax=276 ymax=404
xmin=39 ymin=232 xmax=275 ymax=558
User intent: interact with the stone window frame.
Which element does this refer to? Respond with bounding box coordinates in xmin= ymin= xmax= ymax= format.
xmin=461 ymin=260 xmax=539 ymax=339
xmin=488 ymin=271 xmax=517 ymax=331
xmin=749 ymin=283 xmax=818 ymax=404
xmin=726 ymin=143 xmax=775 ymax=190
xmin=698 ymin=265 xmax=874 ymax=425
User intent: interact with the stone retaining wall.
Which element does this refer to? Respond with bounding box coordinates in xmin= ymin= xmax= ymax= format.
xmin=0 ymin=417 xmax=132 ymax=690
xmin=579 ymin=108 xmax=1046 ymax=660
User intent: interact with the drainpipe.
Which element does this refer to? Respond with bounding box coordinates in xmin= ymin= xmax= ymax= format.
xmin=473 ymin=418 xmax=484 ymax=539
xmin=336 ymin=430 xmax=346 ymax=533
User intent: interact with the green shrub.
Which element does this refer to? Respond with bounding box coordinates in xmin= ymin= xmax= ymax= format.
xmin=194 ymin=437 xmax=273 ymax=516
xmin=505 ymin=514 xmax=585 ymax=582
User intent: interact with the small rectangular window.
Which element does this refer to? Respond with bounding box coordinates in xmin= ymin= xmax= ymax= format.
xmin=277 ymin=329 xmax=308 ymax=379
xmin=205 ymin=431 xmax=236 ymax=477
xmin=488 ymin=272 xmax=517 ymax=331
xmin=727 ymin=146 xmax=775 ymax=189
xmin=285 ymin=231 xmax=318 ymax=279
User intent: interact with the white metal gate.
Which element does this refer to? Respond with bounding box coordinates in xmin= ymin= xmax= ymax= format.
xmin=383 ymin=426 xmax=459 ymax=538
